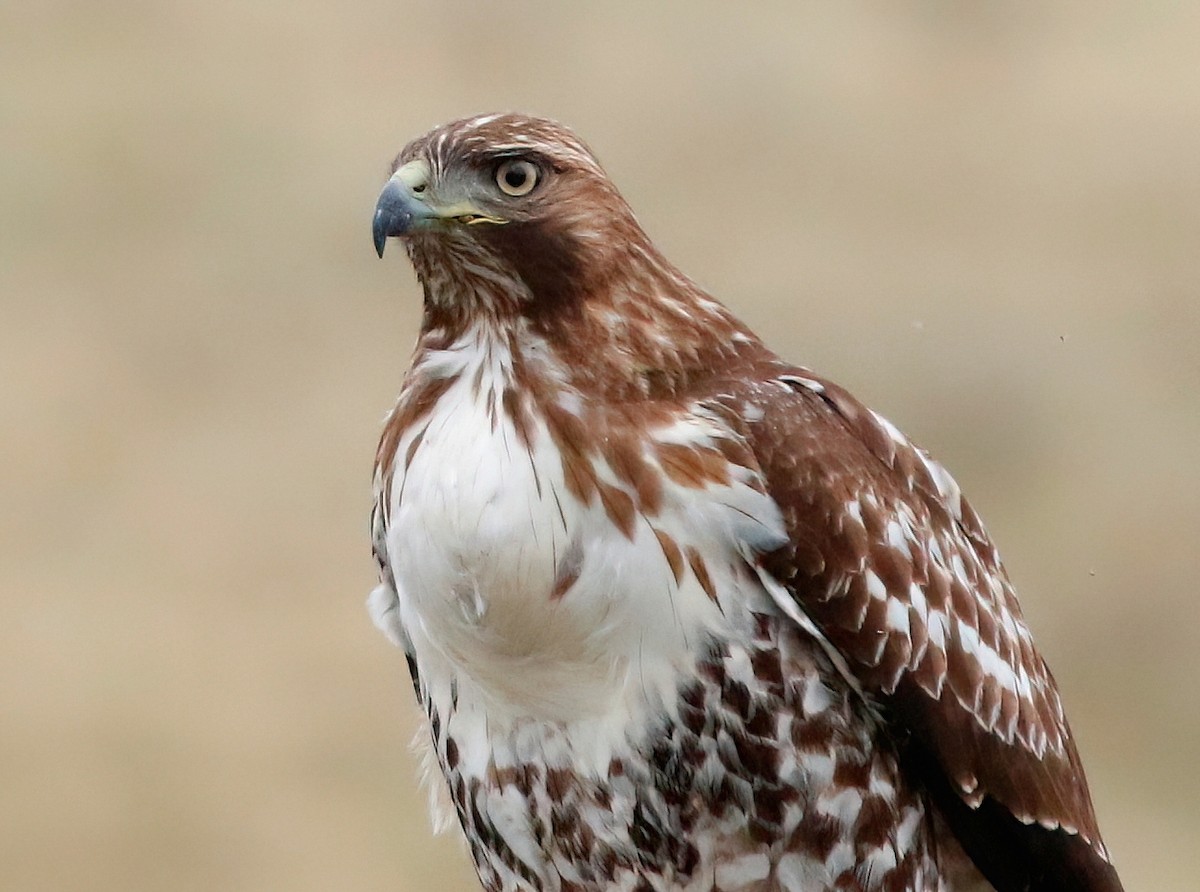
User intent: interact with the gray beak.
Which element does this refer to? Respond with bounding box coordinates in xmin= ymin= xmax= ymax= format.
xmin=372 ymin=179 xmax=422 ymax=258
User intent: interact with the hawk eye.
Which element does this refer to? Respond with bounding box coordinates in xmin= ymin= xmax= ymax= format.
xmin=495 ymin=159 xmax=539 ymax=197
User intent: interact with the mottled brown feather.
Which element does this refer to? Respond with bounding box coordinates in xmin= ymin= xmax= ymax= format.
xmin=720 ymin=366 xmax=1121 ymax=892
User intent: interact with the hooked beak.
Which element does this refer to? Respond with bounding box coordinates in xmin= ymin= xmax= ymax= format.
xmin=372 ymin=180 xmax=421 ymax=257
xmin=372 ymin=158 xmax=509 ymax=257
xmin=372 ymin=160 xmax=435 ymax=257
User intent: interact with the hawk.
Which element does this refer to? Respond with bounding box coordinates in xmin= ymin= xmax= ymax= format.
xmin=367 ymin=113 xmax=1122 ymax=892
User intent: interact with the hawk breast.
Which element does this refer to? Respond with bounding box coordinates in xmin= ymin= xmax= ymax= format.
xmin=378 ymin=324 xmax=787 ymax=742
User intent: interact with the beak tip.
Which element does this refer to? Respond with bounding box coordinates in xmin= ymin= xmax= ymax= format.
xmin=372 ymin=209 xmax=388 ymax=258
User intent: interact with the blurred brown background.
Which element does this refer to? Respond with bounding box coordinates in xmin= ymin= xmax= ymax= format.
xmin=2 ymin=2 xmax=1197 ymax=890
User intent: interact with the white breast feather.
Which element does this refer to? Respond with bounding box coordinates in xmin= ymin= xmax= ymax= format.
xmin=373 ymin=324 xmax=788 ymax=797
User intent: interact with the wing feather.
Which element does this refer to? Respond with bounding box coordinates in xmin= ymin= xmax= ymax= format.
xmin=709 ymin=362 xmax=1122 ymax=892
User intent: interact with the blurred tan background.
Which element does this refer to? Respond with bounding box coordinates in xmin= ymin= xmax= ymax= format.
xmin=2 ymin=2 xmax=1197 ymax=890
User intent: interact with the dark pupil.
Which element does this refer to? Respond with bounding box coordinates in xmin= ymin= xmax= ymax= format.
xmin=504 ymin=165 xmax=528 ymax=190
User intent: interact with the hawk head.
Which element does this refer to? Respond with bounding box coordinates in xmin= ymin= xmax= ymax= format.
xmin=372 ymin=113 xmax=747 ymax=395
xmin=373 ymin=114 xmax=651 ymax=314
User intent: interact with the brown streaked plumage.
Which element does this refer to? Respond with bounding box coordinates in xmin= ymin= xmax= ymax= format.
xmin=367 ymin=113 xmax=1122 ymax=892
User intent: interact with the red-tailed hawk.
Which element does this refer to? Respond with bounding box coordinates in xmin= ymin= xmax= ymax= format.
xmin=367 ymin=113 xmax=1122 ymax=892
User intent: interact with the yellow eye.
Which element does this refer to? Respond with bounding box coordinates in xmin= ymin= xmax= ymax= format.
xmin=495 ymin=159 xmax=539 ymax=197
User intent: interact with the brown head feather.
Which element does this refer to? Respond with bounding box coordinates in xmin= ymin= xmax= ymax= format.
xmin=388 ymin=113 xmax=759 ymax=401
